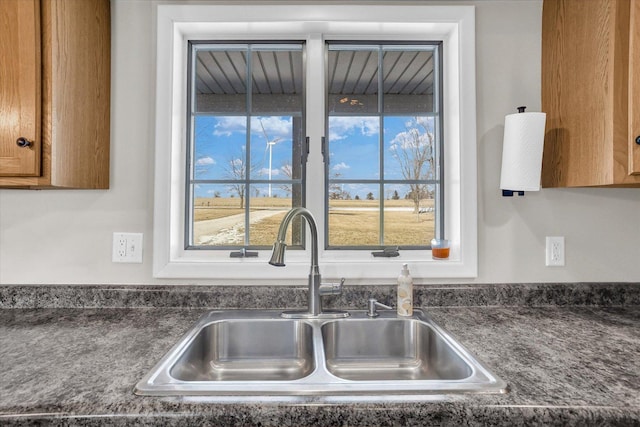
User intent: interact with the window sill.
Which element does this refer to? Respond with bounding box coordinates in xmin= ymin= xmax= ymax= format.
xmin=153 ymin=250 xmax=475 ymax=281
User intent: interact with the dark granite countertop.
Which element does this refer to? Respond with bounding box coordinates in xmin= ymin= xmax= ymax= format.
xmin=1 ymin=283 xmax=639 ymax=426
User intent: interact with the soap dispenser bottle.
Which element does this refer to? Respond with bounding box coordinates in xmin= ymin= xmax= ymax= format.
xmin=397 ymin=263 xmax=413 ymax=316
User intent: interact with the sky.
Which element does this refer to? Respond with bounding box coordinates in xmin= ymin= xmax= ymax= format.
xmin=192 ymin=114 xmax=435 ymax=200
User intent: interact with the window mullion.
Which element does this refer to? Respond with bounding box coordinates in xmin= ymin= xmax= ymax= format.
xmin=186 ymin=43 xmax=197 ymax=248
xmin=434 ymin=44 xmax=444 ymax=240
xmin=244 ymin=46 xmax=253 ymax=246
xmin=305 ymin=35 xmax=326 ymax=241
xmin=378 ymin=46 xmax=385 ymax=247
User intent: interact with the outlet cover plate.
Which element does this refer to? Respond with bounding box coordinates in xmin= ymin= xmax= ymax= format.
xmin=545 ymin=236 xmax=565 ymax=267
xmin=112 ymin=232 xmax=143 ymax=263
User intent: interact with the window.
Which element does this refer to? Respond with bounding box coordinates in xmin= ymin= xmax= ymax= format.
xmin=154 ymin=4 xmax=477 ymax=281
xmin=187 ymin=43 xmax=305 ymax=249
xmin=325 ymin=43 xmax=442 ymax=249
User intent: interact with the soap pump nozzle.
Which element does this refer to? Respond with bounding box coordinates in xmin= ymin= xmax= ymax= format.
xmin=401 ymin=263 xmax=410 ymax=276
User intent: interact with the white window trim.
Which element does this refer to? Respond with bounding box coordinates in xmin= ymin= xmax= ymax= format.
xmin=153 ymin=4 xmax=477 ymax=282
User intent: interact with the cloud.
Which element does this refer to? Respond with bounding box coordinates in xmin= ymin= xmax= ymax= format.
xmin=332 ymin=162 xmax=350 ymax=171
xmin=251 ymin=117 xmax=292 ymax=142
xmin=196 ymin=156 xmax=215 ymax=165
xmin=211 ymin=116 xmax=293 ymax=144
xmin=328 ymin=117 xmax=379 ymax=141
xmin=213 ymin=116 xmax=246 ymax=137
xmin=389 ymin=128 xmax=432 ymax=151
xmin=259 ymin=168 xmax=281 ymax=177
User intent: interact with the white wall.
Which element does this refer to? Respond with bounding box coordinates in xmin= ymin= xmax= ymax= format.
xmin=1 ymin=0 xmax=638 ymax=285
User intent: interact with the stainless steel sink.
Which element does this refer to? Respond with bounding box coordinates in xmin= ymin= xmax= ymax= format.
xmin=170 ymin=319 xmax=314 ymax=381
xmin=322 ymin=319 xmax=472 ymax=381
xmin=135 ymin=310 xmax=507 ymax=398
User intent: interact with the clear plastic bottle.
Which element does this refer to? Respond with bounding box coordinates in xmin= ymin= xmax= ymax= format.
xmin=397 ymin=263 xmax=413 ymax=316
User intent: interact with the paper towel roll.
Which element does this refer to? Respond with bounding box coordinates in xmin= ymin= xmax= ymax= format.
xmin=500 ymin=112 xmax=547 ymax=191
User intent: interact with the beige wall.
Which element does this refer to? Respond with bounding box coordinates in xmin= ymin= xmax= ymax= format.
xmin=1 ymin=0 xmax=638 ymax=285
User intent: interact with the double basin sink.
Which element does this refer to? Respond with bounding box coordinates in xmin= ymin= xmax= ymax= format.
xmin=135 ymin=309 xmax=506 ymax=398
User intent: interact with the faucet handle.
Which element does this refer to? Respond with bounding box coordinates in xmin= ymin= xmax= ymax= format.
xmin=367 ymin=298 xmax=393 ymax=317
xmin=319 ymin=277 xmax=345 ymax=296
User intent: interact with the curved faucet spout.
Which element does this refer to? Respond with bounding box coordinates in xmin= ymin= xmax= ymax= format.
xmin=269 ymin=207 xmax=318 ymax=270
xmin=268 ymin=207 xmax=346 ymax=319
xmin=269 ymin=207 xmax=319 ymax=269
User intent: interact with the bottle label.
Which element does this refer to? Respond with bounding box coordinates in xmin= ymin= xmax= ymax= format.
xmin=397 ymin=285 xmax=413 ymax=316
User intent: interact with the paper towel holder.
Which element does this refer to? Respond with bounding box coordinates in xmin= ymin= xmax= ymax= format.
xmin=503 ymin=106 xmax=526 ymax=197
xmin=500 ymin=106 xmax=546 ymax=197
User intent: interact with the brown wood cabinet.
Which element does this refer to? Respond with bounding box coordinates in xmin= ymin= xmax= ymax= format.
xmin=541 ymin=0 xmax=640 ymax=187
xmin=0 ymin=0 xmax=110 ymax=189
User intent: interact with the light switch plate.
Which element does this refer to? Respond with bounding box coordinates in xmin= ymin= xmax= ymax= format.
xmin=112 ymin=232 xmax=143 ymax=263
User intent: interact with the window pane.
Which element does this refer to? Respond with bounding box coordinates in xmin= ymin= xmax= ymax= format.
xmin=194 ymin=48 xmax=247 ymax=113
xmin=194 ymin=116 xmax=247 ymax=180
xmin=384 ymin=116 xmax=436 ymax=180
xmin=328 ymin=185 xmax=380 ymax=246
xmin=383 ymin=184 xmax=435 ymax=246
xmin=249 ymin=116 xmax=297 ymax=181
xmin=188 ymin=43 xmax=305 ymax=249
xmin=328 ymin=116 xmax=379 ymax=179
xmin=192 ymin=184 xmax=247 ymax=246
xmin=328 ymin=48 xmax=378 ymax=114
xmin=326 ymin=42 xmax=441 ymax=249
xmin=383 ymin=48 xmax=435 ymax=114
xmin=252 ymin=48 xmax=303 ymax=113
xmin=248 ymin=184 xmax=302 ymax=247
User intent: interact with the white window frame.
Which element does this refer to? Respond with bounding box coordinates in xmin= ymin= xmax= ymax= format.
xmin=153 ymin=3 xmax=477 ymax=281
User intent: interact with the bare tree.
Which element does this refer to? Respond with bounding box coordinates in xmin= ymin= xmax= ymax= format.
xmin=328 ymin=171 xmax=352 ymax=200
xmin=279 ymin=162 xmax=293 ymax=196
xmin=389 ymin=117 xmax=435 ymax=213
xmin=225 ymin=156 xmax=246 ymax=209
xmin=224 ymin=147 xmax=259 ymax=209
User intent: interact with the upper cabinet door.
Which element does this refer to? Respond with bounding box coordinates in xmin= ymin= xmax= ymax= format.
xmin=630 ymin=0 xmax=640 ymax=175
xmin=541 ymin=0 xmax=640 ymax=187
xmin=0 ymin=0 xmax=41 ymax=177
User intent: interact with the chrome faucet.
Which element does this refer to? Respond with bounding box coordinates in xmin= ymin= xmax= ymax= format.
xmin=269 ymin=207 xmax=348 ymax=319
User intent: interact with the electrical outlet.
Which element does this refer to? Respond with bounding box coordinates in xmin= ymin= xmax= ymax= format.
xmin=545 ymin=236 xmax=565 ymax=267
xmin=112 ymin=232 xmax=143 ymax=263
